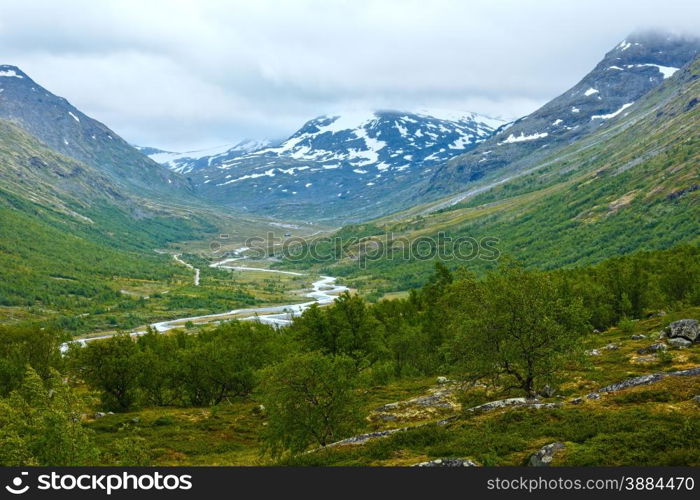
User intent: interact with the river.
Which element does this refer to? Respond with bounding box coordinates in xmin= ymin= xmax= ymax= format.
xmin=62 ymin=257 xmax=347 ymax=350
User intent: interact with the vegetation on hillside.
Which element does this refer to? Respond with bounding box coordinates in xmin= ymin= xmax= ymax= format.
xmin=1 ymin=244 xmax=698 ymax=465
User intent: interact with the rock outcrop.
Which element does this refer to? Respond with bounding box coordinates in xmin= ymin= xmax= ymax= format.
xmin=637 ymin=343 xmax=667 ymax=354
xmin=413 ymin=458 xmax=478 ymax=467
xmin=664 ymin=319 xmax=699 ymax=343
xmin=668 ymin=338 xmax=692 ymax=348
xmin=528 ymin=442 xmax=566 ymax=466
xmin=592 ymin=366 xmax=700 ymax=395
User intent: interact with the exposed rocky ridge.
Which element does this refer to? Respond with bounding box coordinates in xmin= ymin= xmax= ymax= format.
xmin=423 ymin=32 xmax=700 ymax=200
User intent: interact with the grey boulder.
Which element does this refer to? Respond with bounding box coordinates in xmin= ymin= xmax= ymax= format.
xmin=664 ymin=319 xmax=699 ymax=342
xmin=668 ymin=338 xmax=692 ymax=348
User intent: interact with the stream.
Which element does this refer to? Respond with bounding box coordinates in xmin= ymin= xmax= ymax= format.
xmin=62 ymin=256 xmax=347 ymax=350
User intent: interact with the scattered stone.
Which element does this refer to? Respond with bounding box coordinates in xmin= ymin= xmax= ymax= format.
xmin=375 ymin=402 xmax=400 ymax=412
xmin=668 ymin=338 xmax=692 ymax=348
xmin=129 ymin=417 xmax=140 ymax=424
xmin=413 ymin=392 xmax=454 ymax=408
xmin=94 ymin=412 xmax=106 ymax=419
xmin=631 ymin=334 xmax=647 ymax=340
xmin=585 ymin=349 xmax=601 ymax=356
xmin=326 ymin=427 xmax=408 ymax=447
xmin=466 ymin=397 xmax=529 ymax=413
xmin=539 ymin=385 xmax=556 ymax=398
xmin=413 ymin=458 xmax=478 ymax=467
xmin=569 ymin=397 xmax=583 ymax=405
xmin=604 ymin=343 xmax=620 ymax=350
xmin=528 ymin=442 xmax=566 ymax=466
xmin=664 ymin=319 xmax=699 ymax=342
xmin=632 ymin=357 xmax=656 ymax=363
xmin=652 ymin=311 xmax=667 ymax=318
xmin=587 ymin=393 xmax=601 ymax=400
xmin=107 ymin=412 xmax=114 ymax=415
xmin=693 ymin=395 xmax=700 ymax=403
xmin=464 ymin=397 xmax=560 ymax=413
xmin=527 ymin=402 xmax=563 ymax=410
xmin=370 ymin=385 xmax=458 ymax=424
xmin=436 ymin=376 xmax=450 ymax=384
xmin=592 ymin=329 xmax=600 ymax=334
xmin=637 ymin=343 xmax=667 ymax=355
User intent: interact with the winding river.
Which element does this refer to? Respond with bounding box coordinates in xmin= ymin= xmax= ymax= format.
xmin=63 ymin=256 xmax=347 ymax=350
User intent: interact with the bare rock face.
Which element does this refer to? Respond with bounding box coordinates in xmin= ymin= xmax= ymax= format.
xmin=413 ymin=458 xmax=478 ymax=467
xmin=664 ymin=319 xmax=699 ymax=343
xmin=528 ymin=442 xmax=566 ymax=466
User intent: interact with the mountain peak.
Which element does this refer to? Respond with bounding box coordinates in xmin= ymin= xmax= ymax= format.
xmin=606 ymin=31 xmax=700 ymax=66
xmin=0 ymin=64 xmax=190 ymax=196
xmin=0 ymin=65 xmax=26 ymax=79
xmin=424 ymin=32 xmax=700 ymax=198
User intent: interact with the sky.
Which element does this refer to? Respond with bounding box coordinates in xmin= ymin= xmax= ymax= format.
xmin=1 ymin=0 xmax=698 ymax=151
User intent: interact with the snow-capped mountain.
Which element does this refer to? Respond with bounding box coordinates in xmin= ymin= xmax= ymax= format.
xmin=136 ymin=140 xmax=271 ymax=174
xmin=246 ymin=109 xmax=503 ymax=171
xmin=186 ymin=109 xmax=505 ymax=220
xmin=424 ymin=32 xmax=700 ymax=197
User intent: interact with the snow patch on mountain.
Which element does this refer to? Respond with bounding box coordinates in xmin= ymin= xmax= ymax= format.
xmin=140 ymin=139 xmax=270 ymax=174
xmin=591 ymin=102 xmax=635 ymax=120
xmin=627 ymin=63 xmax=679 ymax=79
xmin=0 ymin=69 xmax=23 ymax=78
xmin=499 ymin=132 xmax=549 ymax=144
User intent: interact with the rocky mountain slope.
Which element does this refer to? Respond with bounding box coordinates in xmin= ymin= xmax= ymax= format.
xmin=0 ymin=65 xmax=192 ymax=197
xmin=422 ymin=32 xmax=700 ymax=199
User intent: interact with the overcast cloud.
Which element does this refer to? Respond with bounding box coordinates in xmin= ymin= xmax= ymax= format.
xmin=1 ymin=0 xmax=698 ymax=150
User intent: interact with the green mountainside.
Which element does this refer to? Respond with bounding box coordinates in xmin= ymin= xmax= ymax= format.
xmin=280 ymin=55 xmax=700 ymax=296
xmin=0 ymin=117 xmax=301 ymax=333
